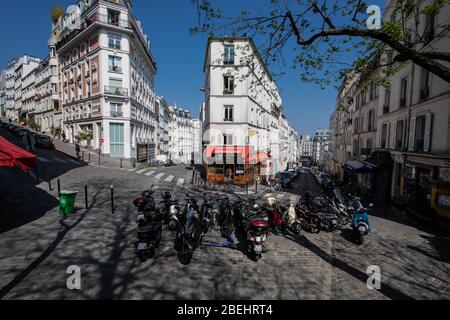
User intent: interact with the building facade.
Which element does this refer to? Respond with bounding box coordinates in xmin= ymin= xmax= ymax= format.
xmin=55 ymin=0 xmax=157 ymax=158
xmin=156 ymin=96 xmax=170 ymax=160
xmin=168 ymin=106 xmax=194 ymax=164
xmin=203 ymin=37 xmax=288 ymax=182
xmin=329 ymin=1 xmax=450 ymax=218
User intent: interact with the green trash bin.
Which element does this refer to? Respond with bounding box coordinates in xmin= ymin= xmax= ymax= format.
xmin=59 ymin=191 xmax=78 ymax=217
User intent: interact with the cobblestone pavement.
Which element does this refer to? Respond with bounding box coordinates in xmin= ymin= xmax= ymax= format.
xmin=0 ymin=161 xmax=449 ymax=300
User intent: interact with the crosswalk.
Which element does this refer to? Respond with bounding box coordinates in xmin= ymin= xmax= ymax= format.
xmin=125 ymin=167 xmax=187 ymax=187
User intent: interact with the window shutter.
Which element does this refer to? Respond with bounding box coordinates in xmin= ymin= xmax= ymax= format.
xmin=391 ymin=122 xmax=397 ymax=150
xmin=424 ymin=112 xmax=433 ymax=152
xmin=408 ymin=116 xmax=416 ymax=151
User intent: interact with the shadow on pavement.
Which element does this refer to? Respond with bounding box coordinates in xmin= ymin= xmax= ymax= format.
xmin=0 ymin=167 xmax=58 ymax=234
xmin=284 ymin=234 xmax=414 ymax=300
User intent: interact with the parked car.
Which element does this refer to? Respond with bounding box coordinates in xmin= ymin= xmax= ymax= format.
xmin=15 ymin=128 xmax=30 ymax=138
xmin=277 ymin=171 xmax=294 ymax=189
xmin=316 ymin=172 xmax=331 ymax=185
xmin=35 ymin=135 xmax=55 ymax=150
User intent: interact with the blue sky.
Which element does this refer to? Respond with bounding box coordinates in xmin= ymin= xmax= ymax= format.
xmin=0 ymin=0 xmax=384 ymax=135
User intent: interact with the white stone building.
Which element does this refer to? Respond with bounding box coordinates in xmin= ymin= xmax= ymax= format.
xmin=203 ymin=37 xmax=284 ymax=179
xmin=156 ymin=96 xmax=170 ymax=159
xmin=55 ymin=0 xmax=157 ymax=159
xmin=313 ymin=128 xmax=330 ymax=168
xmin=299 ymin=134 xmax=314 ymax=159
xmin=168 ymin=106 xmax=194 ymax=164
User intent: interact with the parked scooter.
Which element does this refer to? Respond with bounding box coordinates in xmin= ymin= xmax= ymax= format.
xmin=133 ymin=189 xmax=163 ymax=262
xmin=351 ymin=197 xmax=372 ymax=244
xmin=174 ymin=196 xmax=203 ymax=265
xmin=284 ymin=202 xmax=302 ymax=237
xmin=161 ymin=191 xmax=180 ymax=231
xmin=236 ymin=199 xmax=270 ymax=261
xmin=263 ymin=197 xmax=284 ymax=235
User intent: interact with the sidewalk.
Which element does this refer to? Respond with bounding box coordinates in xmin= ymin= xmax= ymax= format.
xmin=53 ymin=139 xmax=134 ymax=170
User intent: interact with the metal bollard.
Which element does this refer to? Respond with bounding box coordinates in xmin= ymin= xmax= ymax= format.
xmin=88 ymin=152 xmax=91 ymax=164
xmin=246 ymin=182 xmax=248 ymax=195
xmin=255 ymin=180 xmax=258 ymax=194
xmin=48 ymin=180 xmax=53 ymax=191
xmin=120 ymin=158 xmax=123 ymax=169
xmin=84 ymin=184 xmax=88 ymax=209
xmin=57 ymin=179 xmax=61 ymax=197
xmin=110 ymin=185 xmax=114 ymax=214
xmin=82 ymin=151 xmax=85 ymax=162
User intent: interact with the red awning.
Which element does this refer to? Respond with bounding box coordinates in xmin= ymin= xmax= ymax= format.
xmin=248 ymin=152 xmax=270 ymax=164
xmin=205 ymin=146 xmax=253 ymax=159
xmin=0 ymin=135 xmax=36 ymax=171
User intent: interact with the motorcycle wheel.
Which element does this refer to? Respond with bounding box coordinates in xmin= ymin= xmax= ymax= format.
xmin=138 ymin=251 xmax=148 ymax=262
xmin=178 ymin=246 xmax=193 ymax=265
xmin=169 ymin=220 xmax=178 ymax=231
xmin=174 ymin=235 xmax=182 ymax=252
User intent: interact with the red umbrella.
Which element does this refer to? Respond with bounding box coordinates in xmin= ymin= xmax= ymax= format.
xmin=0 ymin=135 xmax=36 ymax=171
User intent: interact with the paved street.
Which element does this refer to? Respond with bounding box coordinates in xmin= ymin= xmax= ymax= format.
xmin=0 ymin=131 xmax=449 ymax=300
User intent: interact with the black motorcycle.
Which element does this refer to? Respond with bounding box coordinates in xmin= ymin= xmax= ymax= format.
xmin=174 ymin=196 xmax=203 ymax=265
xmin=216 ymin=197 xmax=235 ymax=238
xmin=133 ymin=190 xmax=163 ymax=262
xmin=161 ymin=191 xmax=180 ymax=231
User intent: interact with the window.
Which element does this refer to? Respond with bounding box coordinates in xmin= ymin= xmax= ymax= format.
xmin=384 ymin=88 xmax=390 ymax=113
xmin=108 ymin=34 xmax=121 ymax=49
xmin=224 ymin=75 xmax=234 ymax=95
xmin=223 ymin=134 xmax=233 ymax=145
xmin=110 ymin=102 xmax=123 ymax=117
xmin=224 ymin=45 xmax=235 ymax=65
xmin=353 ymin=140 xmax=359 ymax=157
xmin=420 ymin=68 xmax=430 ymax=101
xmin=424 ymin=14 xmax=435 ymax=44
xmin=381 ymin=124 xmax=388 ymax=149
xmin=415 ymin=115 xmax=426 ymax=151
xmin=396 ymin=120 xmax=404 ymax=150
xmin=354 ymin=117 xmax=359 ymax=134
xmin=361 ymin=90 xmax=366 ymax=105
xmin=400 ymin=77 xmax=408 ymax=107
xmin=108 ymin=55 xmax=122 ymax=73
xmin=369 ymin=82 xmax=376 ymax=100
xmin=224 ymin=105 xmax=233 ymax=122
xmin=368 ymin=110 xmax=374 ymax=131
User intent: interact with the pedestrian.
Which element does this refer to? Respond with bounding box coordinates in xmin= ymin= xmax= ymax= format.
xmin=8 ymin=118 xmax=12 ymax=124
xmin=62 ymin=131 xmax=66 ymax=143
xmin=75 ymin=142 xmax=81 ymax=159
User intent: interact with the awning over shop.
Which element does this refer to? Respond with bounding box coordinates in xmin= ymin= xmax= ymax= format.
xmin=364 ymin=151 xmax=394 ymax=169
xmin=248 ymin=152 xmax=270 ymax=164
xmin=205 ymin=146 xmax=253 ymax=160
xmin=345 ymin=160 xmax=373 ymax=173
xmin=0 ymin=135 xmax=36 ymax=171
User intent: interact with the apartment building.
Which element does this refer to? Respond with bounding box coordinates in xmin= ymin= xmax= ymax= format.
xmin=313 ymin=129 xmax=330 ymax=167
xmin=203 ymin=37 xmax=284 ymax=183
xmin=299 ymin=134 xmax=314 ymax=159
xmin=168 ymin=106 xmax=194 ymax=164
xmin=34 ymin=47 xmax=61 ymax=135
xmin=328 ymin=1 xmax=450 ymax=217
xmin=192 ymin=118 xmax=202 ymax=165
xmin=0 ymin=70 xmax=6 ymax=116
xmin=156 ymin=96 xmax=170 ymax=159
xmin=375 ymin=1 xmax=450 ymax=216
xmin=55 ymin=0 xmax=157 ymax=159
xmin=3 ymin=55 xmax=41 ymax=122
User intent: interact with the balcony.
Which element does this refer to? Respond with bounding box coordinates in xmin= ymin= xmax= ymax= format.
xmin=110 ymin=111 xmax=124 ymax=118
xmin=105 ymin=86 xmax=128 ymax=96
xmin=97 ymin=14 xmax=130 ymax=29
xmin=109 ymin=65 xmax=122 ymax=73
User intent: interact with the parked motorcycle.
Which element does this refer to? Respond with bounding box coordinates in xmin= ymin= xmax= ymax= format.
xmin=236 ymin=199 xmax=270 ymax=261
xmin=133 ymin=189 xmax=163 ymax=262
xmin=263 ymin=197 xmax=285 ymax=235
xmin=351 ymin=197 xmax=372 ymax=244
xmin=174 ymin=196 xmax=203 ymax=265
xmin=161 ymin=191 xmax=180 ymax=231
xmin=284 ymin=202 xmax=302 ymax=237
xmin=216 ymin=197 xmax=235 ymax=238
